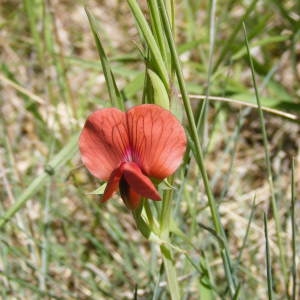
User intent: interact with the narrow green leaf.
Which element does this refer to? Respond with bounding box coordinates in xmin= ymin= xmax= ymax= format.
xmin=159 ymin=176 xmax=175 ymax=237
xmin=199 ymin=256 xmax=215 ymax=300
xmin=23 ymin=0 xmax=43 ymax=61
xmin=271 ymin=0 xmax=297 ymax=28
xmin=243 ymin=22 xmax=288 ymax=290
xmin=147 ymin=69 xmax=169 ymax=109
xmin=127 ymin=0 xmax=169 ymax=89
xmin=161 ymin=245 xmax=180 ymax=300
xmin=147 ymin=0 xmax=167 ymax=62
xmin=152 ymin=263 xmax=163 ymax=300
xmin=235 ymin=198 xmax=256 ymax=266
xmin=122 ymin=72 xmax=145 ymax=99
xmin=159 ymin=174 xmax=181 ymax=299
xmin=291 ymin=158 xmax=296 ymax=300
xmin=132 ymin=206 xmax=152 ymax=239
xmin=169 ymin=92 xmax=183 ymax=122
xmin=157 ymin=0 xmax=238 ymax=295
xmin=88 ymin=183 xmax=107 ymax=195
xmin=232 ymin=284 xmax=241 ymax=300
xmin=85 ymin=8 xmax=124 ymax=110
xmin=264 ymin=213 xmax=274 ymax=300
xmin=213 ymin=0 xmax=259 ymax=72
xmin=0 ymin=134 xmax=78 ymax=229
xmin=0 ymin=64 xmax=44 ymax=122
xmin=232 ymin=35 xmax=289 ymax=61
xmin=159 ymin=178 xmax=175 ymax=191
xmin=198 ymin=223 xmax=225 ymax=248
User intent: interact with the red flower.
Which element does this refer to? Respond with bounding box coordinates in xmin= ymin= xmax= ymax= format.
xmin=79 ymin=104 xmax=186 ymax=210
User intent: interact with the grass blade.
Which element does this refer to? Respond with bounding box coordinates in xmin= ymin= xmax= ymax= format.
xmin=197 ymin=0 xmax=217 ymax=147
xmin=187 ymin=94 xmax=299 ymax=122
xmin=127 ymin=0 xmax=169 ymax=89
xmin=161 ymin=245 xmax=180 ymax=300
xmin=264 ymin=213 xmax=273 ymax=300
xmin=236 ymin=198 xmax=256 ymax=266
xmin=157 ymin=0 xmax=237 ymax=296
xmin=243 ymin=22 xmax=288 ymax=292
xmin=291 ymin=158 xmax=296 ymax=300
xmin=213 ymin=0 xmax=259 ymax=73
xmin=147 ymin=0 xmax=167 ymax=63
xmin=0 ymin=134 xmax=78 ymax=229
xmin=271 ymin=0 xmax=297 ymax=28
xmin=23 ymin=0 xmax=43 ymax=61
xmin=148 ymin=69 xmax=169 ymax=109
xmin=85 ymin=8 xmax=124 ymax=110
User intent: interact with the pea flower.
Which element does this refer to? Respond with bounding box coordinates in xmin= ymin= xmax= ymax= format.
xmin=79 ymin=104 xmax=186 ymax=210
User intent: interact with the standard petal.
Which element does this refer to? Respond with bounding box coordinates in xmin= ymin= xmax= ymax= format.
xmin=79 ymin=108 xmax=130 ymax=180
xmin=101 ymin=165 xmax=123 ymax=202
xmin=126 ymin=104 xmax=186 ymax=179
xmin=122 ymin=162 xmax=161 ymax=201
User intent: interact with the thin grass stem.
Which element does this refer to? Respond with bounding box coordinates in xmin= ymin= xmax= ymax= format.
xmin=291 ymin=158 xmax=296 ymax=300
xmin=147 ymin=0 xmax=167 ymax=62
xmin=236 ymin=198 xmax=256 ymax=267
xmin=198 ymin=0 xmax=217 ymax=147
xmin=39 ymin=179 xmax=51 ymax=292
xmin=85 ymin=8 xmax=124 ymax=110
xmin=213 ymin=0 xmax=259 ymax=73
xmin=264 ymin=213 xmax=274 ymax=300
xmin=243 ymin=23 xmax=288 ymax=292
xmin=127 ymin=0 xmax=169 ymax=89
xmin=187 ymin=94 xmax=298 ymax=121
xmin=23 ymin=0 xmax=43 ymax=62
xmin=49 ymin=4 xmax=77 ymax=120
xmin=0 ymin=135 xmax=78 ymax=229
xmin=157 ymin=0 xmax=237 ymax=296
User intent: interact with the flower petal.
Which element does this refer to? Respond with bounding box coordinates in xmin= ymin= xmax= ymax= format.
xmin=126 ymin=104 xmax=186 ymax=179
xmin=122 ymin=162 xmax=161 ymax=200
xmin=79 ymin=108 xmax=130 ymax=180
xmin=119 ymin=178 xmax=141 ymax=210
xmin=101 ymin=165 xmax=123 ymax=202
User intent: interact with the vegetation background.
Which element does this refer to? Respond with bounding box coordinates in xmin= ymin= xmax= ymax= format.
xmin=0 ymin=0 xmax=299 ymax=299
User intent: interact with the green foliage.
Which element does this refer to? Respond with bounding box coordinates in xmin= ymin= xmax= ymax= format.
xmin=0 ymin=0 xmax=299 ymax=299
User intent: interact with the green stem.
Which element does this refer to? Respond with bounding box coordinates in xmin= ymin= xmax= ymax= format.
xmin=23 ymin=0 xmax=43 ymax=62
xmin=85 ymin=8 xmax=124 ymax=110
xmin=127 ymin=0 xmax=169 ymax=89
xmin=157 ymin=0 xmax=237 ymax=296
xmin=147 ymin=0 xmax=167 ymax=62
xmin=243 ymin=23 xmax=288 ymax=291
xmin=213 ymin=0 xmax=259 ymax=73
xmin=291 ymin=158 xmax=296 ymax=300
xmin=133 ymin=202 xmax=181 ymax=283
xmin=159 ymin=176 xmax=180 ymax=299
xmin=132 ymin=206 xmax=152 ymax=239
xmin=161 ymin=244 xmax=180 ymax=300
xmin=159 ymin=176 xmax=174 ymax=237
xmin=264 ymin=213 xmax=274 ymax=300
xmin=144 ymin=200 xmax=155 ymax=230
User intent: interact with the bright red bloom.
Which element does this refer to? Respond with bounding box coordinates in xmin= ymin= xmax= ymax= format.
xmin=79 ymin=104 xmax=186 ymax=210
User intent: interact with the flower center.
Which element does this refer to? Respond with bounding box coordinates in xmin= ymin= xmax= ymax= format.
xmin=123 ymin=148 xmax=133 ymax=162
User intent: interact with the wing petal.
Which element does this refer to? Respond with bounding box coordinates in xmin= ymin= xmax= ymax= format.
xmin=126 ymin=104 xmax=186 ymax=179
xmin=79 ymin=108 xmax=129 ymax=180
xmin=101 ymin=165 xmax=123 ymax=202
xmin=119 ymin=178 xmax=142 ymax=210
xmin=122 ymin=162 xmax=161 ymax=200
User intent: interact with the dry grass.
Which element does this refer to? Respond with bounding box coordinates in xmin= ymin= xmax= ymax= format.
xmin=0 ymin=0 xmax=299 ymax=299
